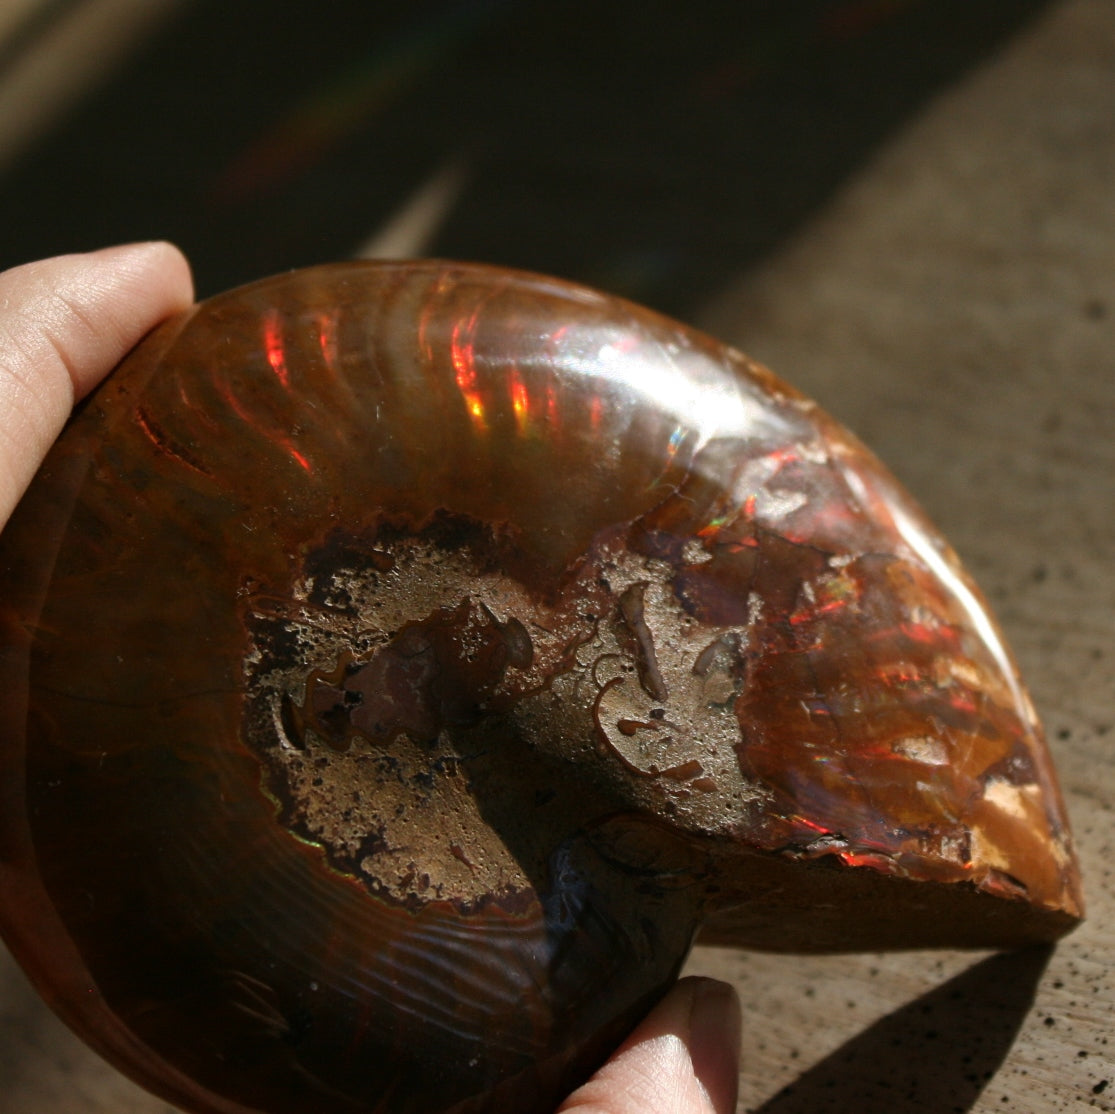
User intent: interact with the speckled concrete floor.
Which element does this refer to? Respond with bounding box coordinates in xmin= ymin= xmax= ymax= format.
xmin=686 ymin=3 xmax=1115 ymax=1110
xmin=0 ymin=1 xmax=1112 ymax=1111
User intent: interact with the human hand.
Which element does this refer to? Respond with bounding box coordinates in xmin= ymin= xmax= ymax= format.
xmin=0 ymin=248 xmax=741 ymax=1114
xmin=559 ymin=977 xmax=742 ymax=1114
xmin=0 ymin=242 xmax=193 ymax=529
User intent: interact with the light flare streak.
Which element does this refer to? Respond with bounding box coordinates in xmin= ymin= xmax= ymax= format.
xmin=450 ymin=312 xmax=487 ymax=429
xmin=509 ymin=368 xmax=529 ymax=432
xmin=212 ymin=369 xmax=313 ymax=475
xmin=263 ymin=309 xmax=290 ymax=388
xmin=317 ymin=310 xmax=340 ymax=375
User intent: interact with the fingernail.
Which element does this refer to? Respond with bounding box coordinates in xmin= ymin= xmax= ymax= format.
xmin=687 ymin=978 xmax=742 ymax=1114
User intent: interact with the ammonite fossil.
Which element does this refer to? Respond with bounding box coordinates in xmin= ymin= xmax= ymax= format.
xmin=0 ymin=262 xmax=1082 ymax=1114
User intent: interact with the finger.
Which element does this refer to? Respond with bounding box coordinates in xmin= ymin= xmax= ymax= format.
xmin=0 ymin=241 xmax=193 ymax=525
xmin=558 ymin=977 xmax=742 ymax=1114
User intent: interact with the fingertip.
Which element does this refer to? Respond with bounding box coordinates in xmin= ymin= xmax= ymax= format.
xmin=40 ymin=241 xmax=195 ymax=401
xmin=78 ymin=240 xmax=195 ymax=318
xmin=0 ymin=242 xmax=195 ymax=526
xmin=557 ymin=977 xmax=742 ymax=1114
xmin=686 ymin=978 xmax=742 ymax=1114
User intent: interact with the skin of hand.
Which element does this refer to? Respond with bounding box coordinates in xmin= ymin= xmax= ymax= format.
xmin=560 ymin=977 xmax=742 ymax=1114
xmin=0 ymin=242 xmax=194 ymax=527
xmin=0 ymin=247 xmax=743 ymax=1114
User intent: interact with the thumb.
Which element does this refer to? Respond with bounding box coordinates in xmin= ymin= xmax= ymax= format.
xmin=558 ymin=977 xmax=742 ymax=1114
xmin=0 ymin=242 xmax=193 ymax=526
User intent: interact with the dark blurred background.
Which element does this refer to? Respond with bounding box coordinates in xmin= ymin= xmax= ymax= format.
xmin=0 ymin=0 xmax=1052 ymax=315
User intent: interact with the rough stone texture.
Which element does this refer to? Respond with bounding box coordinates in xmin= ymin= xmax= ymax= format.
xmin=0 ymin=0 xmax=1112 ymax=1111
xmin=689 ymin=1 xmax=1115 ymax=1110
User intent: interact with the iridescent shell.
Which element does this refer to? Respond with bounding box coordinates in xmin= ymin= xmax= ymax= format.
xmin=0 ymin=262 xmax=1081 ymax=1114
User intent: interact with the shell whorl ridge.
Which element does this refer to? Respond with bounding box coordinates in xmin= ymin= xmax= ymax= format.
xmin=0 ymin=261 xmax=1081 ymax=1114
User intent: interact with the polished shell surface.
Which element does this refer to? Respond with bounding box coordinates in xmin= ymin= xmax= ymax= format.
xmin=0 ymin=262 xmax=1081 ymax=1114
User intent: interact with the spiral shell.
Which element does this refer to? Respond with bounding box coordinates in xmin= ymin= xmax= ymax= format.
xmin=0 ymin=262 xmax=1081 ymax=1114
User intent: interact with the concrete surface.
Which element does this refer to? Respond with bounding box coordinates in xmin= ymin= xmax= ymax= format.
xmin=0 ymin=0 xmax=1112 ymax=1111
xmin=688 ymin=2 xmax=1115 ymax=1110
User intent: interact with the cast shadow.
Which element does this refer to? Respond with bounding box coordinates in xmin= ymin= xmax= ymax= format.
xmin=752 ymin=946 xmax=1052 ymax=1114
xmin=0 ymin=0 xmax=1053 ymax=315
